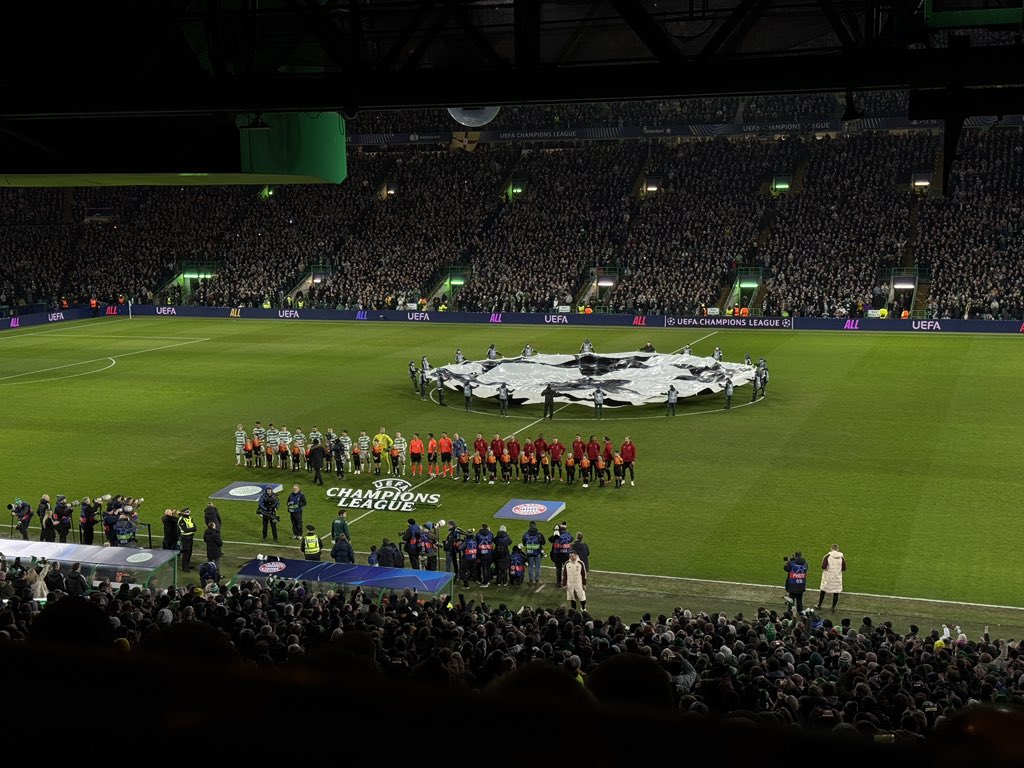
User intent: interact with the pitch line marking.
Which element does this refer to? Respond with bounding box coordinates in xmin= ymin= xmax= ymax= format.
xmin=671 ymin=330 xmax=718 ymax=354
xmin=0 ymin=357 xmax=117 ymax=386
xmin=214 ymin=536 xmax=1024 ymax=612
xmin=39 ymin=334 xmax=208 ymax=341
xmin=0 ymin=337 xmax=209 ymax=382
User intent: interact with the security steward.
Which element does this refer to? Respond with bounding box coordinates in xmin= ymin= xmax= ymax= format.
xmin=301 ymin=524 xmax=322 ymax=561
xmin=177 ymin=508 xmax=197 ymax=572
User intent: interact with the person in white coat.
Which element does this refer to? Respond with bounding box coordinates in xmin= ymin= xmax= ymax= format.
xmin=563 ymin=550 xmax=588 ymax=611
xmin=816 ymin=544 xmax=847 ymax=612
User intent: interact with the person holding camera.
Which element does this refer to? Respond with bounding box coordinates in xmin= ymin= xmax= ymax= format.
xmin=79 ymin=497 xmax=99 ymax=545
xmin=523 ymin=522 xmax=545 ymax=585
xmin=443 ymin=520 xmax=462 ymax=574
xmin=54 ymin=496 xmax=73 ymax=543
xmin=783 ymin=551 xmax=809 ymax=613
xmin=258 ymin=487 xmax=280 ymax=542
xmin=8 ymin=499 xmax=32 ymax=541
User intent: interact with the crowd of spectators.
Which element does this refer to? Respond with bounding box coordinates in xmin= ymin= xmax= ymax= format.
xmin=2 ymin=555 xmax=1022 ymax=744
xmin=456 ymin=143 xmax=643 ymax=313
xmin=347 ymin=97 xmax=742 ymax=135
xmin=759 ymin=133 xmax=938 ymax=317
xmin=743 ymin=94 xmax=838 ymax=123
xmin=309 ymin=146 xmax=514 ymax=310
xmin=5 ymin=126 xmax=1024 ymax=321
xmin=916 ymin=129 xmax=1024 ymax=319
xmin=858 ymin=90 xmax=910 ymax=118
xmin=606 ymin=138 xmax=802 ymax=315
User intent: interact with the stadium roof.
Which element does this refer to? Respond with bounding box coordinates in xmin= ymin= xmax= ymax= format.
xmin=0 ymin=0 xmax=1021 ymax=117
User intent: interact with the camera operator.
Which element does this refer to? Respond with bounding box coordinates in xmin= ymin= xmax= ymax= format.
xmin=257 ymin=487 xmax=280 ymax=542
xmin=8 ymin=498 xmax=32 ymax=541
xmin=114 ymin=513 xmax=138 ymax=547
xmin=36 ymin=493 xmax=51 ymax=521
xmin=783 ymin=551 xmax=809 ymax=613
xmin=54 ymin=496 xmax=73 ymax=543
xmin=161 ymin=509 xmax=180 ymax=550
xmin=443 ymin=520 xmax=463 ymax=574
xmin=78 ymin=497 xmax=99 ymax=545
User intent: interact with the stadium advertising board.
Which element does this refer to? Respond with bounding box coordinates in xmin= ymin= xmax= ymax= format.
xmin=5 ymin=305 xmax=1024 ymax=335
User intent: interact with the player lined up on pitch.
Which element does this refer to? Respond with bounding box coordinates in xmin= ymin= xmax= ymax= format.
xmin=232 ymin=422 xmax=638 ymax=489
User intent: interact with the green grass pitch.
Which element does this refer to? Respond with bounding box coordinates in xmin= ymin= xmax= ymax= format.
xmin=2 ymin=316 xmax=1023 ymax=612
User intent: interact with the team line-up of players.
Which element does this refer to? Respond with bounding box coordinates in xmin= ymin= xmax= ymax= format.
xmin=234 ymin=425 xmax=638 ymax=488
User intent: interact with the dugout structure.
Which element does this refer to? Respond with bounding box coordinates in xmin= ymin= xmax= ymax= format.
xmin=234 ymin=558 xmax=453 ymax=602
xmin=0 ymin=540 xmax=178 ymax=590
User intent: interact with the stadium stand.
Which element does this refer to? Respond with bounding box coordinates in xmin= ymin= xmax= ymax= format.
xmin=759 ymin=133 xmax=938 ymax=317
xmin=606 ymin=138 xmax=803 ymax=315
xmin=916 ymin=128 xmax=1024 ymax=320
xmin=455 ymin=142 xmax=644 ymax=313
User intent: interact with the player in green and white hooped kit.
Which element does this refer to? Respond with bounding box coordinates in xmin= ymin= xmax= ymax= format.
xmin=356 ymin=430 xmax=371 ymax=474
xmin=235 ymin=424 xmax=247 ymax=466
xmin=392 ymin=432 xmax=408 ymax=477
xmin=265 ymin=423 xmax=279 ymax=470
xmin=337 ymin=429 xmax=352 ymax=473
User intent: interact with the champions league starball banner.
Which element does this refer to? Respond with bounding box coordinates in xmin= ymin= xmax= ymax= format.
xmin=493 ymin=499 xmax=566 ymax=523
xmin=209 ymin=481 xmax=284 ymax=502
xmin=435 ymin=352 xmax=756 ymax=406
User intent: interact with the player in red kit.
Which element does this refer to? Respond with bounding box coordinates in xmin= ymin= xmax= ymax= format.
xmin=549 ymin=437 xmax=565 ymax=481
xmin=507 ymin=435 xmax=521 ymax=479
xmin=620 ymin=435 xmax=637 ymax=486
xmin=572 ymin=434 xmax=586 ymax=465
xmin=533 ymin=433 xmax=549 ymax=461
xmin=490 ymin=433 xmax=505 ymax=458
xmin=587 ymin=435 xmax=601 ymax=464
xmin=473 ymin=433 xmax=488 ymax=462
xmin=602 ymin=436 xmax=614 ymax=484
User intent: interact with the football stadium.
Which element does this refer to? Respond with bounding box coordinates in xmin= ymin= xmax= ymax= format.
xmin=2 ymin=3 xmax=1024 ymax=756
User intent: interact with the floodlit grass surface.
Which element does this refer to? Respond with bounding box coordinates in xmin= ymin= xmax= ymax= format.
xmin=2 ymin=316 xmax=1023 ymax=629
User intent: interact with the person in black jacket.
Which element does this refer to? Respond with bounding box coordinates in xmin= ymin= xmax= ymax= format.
xmin=309 ymin=439 xmax=327 ymax=486
xmin=65 ymin=562 xmax=89 ymax=596
xmin=161 ymin=509 xmax=180 ymax=550
xmin=43 ymin=562 xmax=66 ymax=593
xmin=331 ymin=534 xmax=355 ymax=563
xmin=572 ymin=532 xmax=590 ymax=573
xmin=78 ymin=498 xmax=98 ymax=545
xmin=257 ymin=487 xmax=279 ymax=542
xmin=203 ymin=504 xmax=222 ymax=531
xmin=203 ymin=522 xmax=223 ymax=572
xmin=493 ymin=525 xmax=512 ymax=585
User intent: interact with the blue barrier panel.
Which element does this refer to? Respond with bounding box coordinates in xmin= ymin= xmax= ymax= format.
xmin=794 ymin=317 xmax=1024 ymax=334
xmin=0 ymin=307 xmax=95 ymax=331
xmin=22 ymin=304 xmax=1023 ymax=335
xmin=237 ymin=557 xmax=453 ymax=594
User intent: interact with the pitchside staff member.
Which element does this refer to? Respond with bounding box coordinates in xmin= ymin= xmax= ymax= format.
xmin=287 ymin=484 xmax=307 ymax=539
xmin=177 ymin=508 xmax=196 ymax=572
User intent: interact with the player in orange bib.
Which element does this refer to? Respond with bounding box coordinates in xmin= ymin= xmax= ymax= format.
xmin=613 ymin=452 xmax=625 ymax=488
xmin=243 ymin=440 xmax=254 ymax=468
xmin=499 ymin=451 xmax=512 ymax=484
xmin=438 ymin=432 xmax=454 ymax=477
xmin=291 ymin=444 xmax=302 ymax=472
xmin=472 ymin=452 xmax=483 ymax=484
xmin=371 ymin=439 xmax=383 ymax=476
xmin=252 ymin=436 xmax=263 ymax=468
xmin=519 ymin=451 xmax=530 ymax=484
xmin=540 ymin=451 xmax=551 ymax=484
xmin=409 ymin=433 xmax=425 ymax=476
xmin=565 ymin=454 xmax=576 ymax=485
xmin=486 ymin=450 xmax=497 ymax=484
xmin=278 ymin=441 xmax=289 ymax=469
xmin=580 ymin=456 xmax=591 ymax=488
xmin=596 ymin=456 xmax=607 ymax=488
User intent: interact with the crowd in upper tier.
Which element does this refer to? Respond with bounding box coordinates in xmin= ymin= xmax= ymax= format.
xmin=1 ymin=104 xmax=1022 ymax=320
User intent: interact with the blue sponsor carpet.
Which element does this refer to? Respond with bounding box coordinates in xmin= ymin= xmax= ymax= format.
xmin=209 ymin=481 xmax=284 ymax=502
xmin=235 ymin=558 xmax=453 ymax=594
xmin=492 ymin=498 xmax=565 ymax=523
